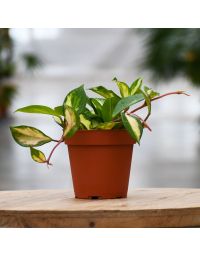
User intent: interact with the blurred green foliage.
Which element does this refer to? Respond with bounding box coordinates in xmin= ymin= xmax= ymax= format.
xmin=0 ymin=28 xmax=15 ymax=80
xmin=22 ymin=53 xmax=42 ymax=72
xmin=142 ymin=28 xmax=200 ymax=86
xmin=0 ymin=28 xmax=41 ymax=117
xmin=0 ymin=29 xmax=16 ymax=116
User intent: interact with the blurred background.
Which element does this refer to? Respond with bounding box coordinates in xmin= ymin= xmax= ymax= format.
xmin=0 ymin=28 xmax=199 ymax=191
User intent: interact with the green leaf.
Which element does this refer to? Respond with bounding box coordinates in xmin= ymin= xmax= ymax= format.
xmin=54 ymin=106 xmax=64 ymax=116
xmin=144 ymin=86 xmax=160 ymax=99
xmin=130 ymin=78 xmax=143 ymax=95
xmin=113 ymin=77 xmax=129 ymax=97
xmin=63 ymin=106 xmax=79 ymax=138
xmin=90 ymin=98 xmax=104 ymax=118
xmin=102 ymin=97 xmax=118 ymax=122
xmin=63 ymin=85 xmax=88 ymax=114
xmin=10 ymin=126 xmax=52 ymax=147
xmin=15 ymin=105 xmax=60 ymax=117
xmin=121 ymin=113 xmax=143 ymax=144
xmin=90 ymin=98 xmax=105 ymax=106
xmin=80 ymin=114 xmax=91 ymax=130
xmin=53 ymin=116 xmax=64 ymax=127
xmin=82 ymin=108 xmax=97 ymax=119
xmin=96 ymin=122 xmax=118 ymax=130
xmin=112 ymin=94 xmax=144 ymax=118
xmin=89 ymin=86 xmax=120 ymax=99
xmin=91 ymin=118 xmax=101 ymax=129
xmin=30 ymin=147 xmax=46 ymax=163
xmin=140 ymin=89 xmax=151 ymax=118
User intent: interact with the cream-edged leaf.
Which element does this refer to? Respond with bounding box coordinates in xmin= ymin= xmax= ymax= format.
xmin=90 ymin=98 xmax=105 ymax=119
xmin=140 ymin=89 xmax=151 ymax=119
xmin=63 ymin=106 xmax=79 ymax=138
xmin=53 ymin=116 xmax=64 ymax=127
xmin=89 ymin=86 xmax=120 ymax=99
xmin=63 ymin=85 xmax=88 ymax=114
xmin=80 ymin=114 xmax=91 ymax=130
xmin=113 ymin=77 xmax=129 ymax=97
xmin=121 ymin=113 xmax=143 ymax=144
xmin=30 ymin=147 xmax=46 ymax=163
xmin=10 ymin=126 xmax=52 ymax=147
xmin=130 ymin=78 xmax=143 ymax=95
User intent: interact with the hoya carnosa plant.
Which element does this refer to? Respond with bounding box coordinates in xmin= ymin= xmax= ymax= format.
xmin=10 ymin=77 xmax=189 ymax=166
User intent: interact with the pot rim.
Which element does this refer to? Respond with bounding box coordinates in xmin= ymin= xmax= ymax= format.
xmin=65 ymin=129 xmax=136 ymax=145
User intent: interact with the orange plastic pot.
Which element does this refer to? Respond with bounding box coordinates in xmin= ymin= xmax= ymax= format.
xmin=65 ymin=130 xmax=135 ymax=199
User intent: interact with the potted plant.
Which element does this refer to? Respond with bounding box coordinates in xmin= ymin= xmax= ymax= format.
xmin=10 ymin=77 xmax=189 ymax=199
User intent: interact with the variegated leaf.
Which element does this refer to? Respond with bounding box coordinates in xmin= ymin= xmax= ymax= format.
xmin=80 ymin=114 xmax=91 ymax=130
xmin=89 ymin=86 xmax=120 ymax=99
xmin=10 ymin=126 xmax=52 ymax=147
xmin=140 ymin=89 xmax=151 ymax=118
xmin=63 ymin=85 xmax=88 ymax=114
xmin=82 ymin=108 xmax=97 ymax=119
xmin=63 ymin=106 xmax=79 ymax=138
xmin=144 ymin=86 xmax=160 ymax=99
xmin=96 ymin=122 xmax=118 ymax=130
xmin=130 ymin=78 xmax=143 ymax=95
xmin=90 ymin=98 xmax=104 ymax=118
xmin=102 ymin=97 xmax=119 ymax=122
xmin=53 ymin=116 xmax=64 ymax=127
xmin=30 ymin=147 xmax=46 ymax=163
xmin=121 ymin=113 xmax=143 ymax=144
xmin=113 ymin=77 xmax=129 ymax=97
xmin=91 ymin=118 xmax=101 ymax=129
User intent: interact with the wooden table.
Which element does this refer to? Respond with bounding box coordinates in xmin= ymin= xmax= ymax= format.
xmin=1 ymin=188 xmax=200 ymax=227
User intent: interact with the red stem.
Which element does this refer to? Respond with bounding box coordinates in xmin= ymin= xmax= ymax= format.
xmin=52 ymin=139 xmax=60 ymax=142
xmin=45 ymin=136 xmax=64 ymax=166
xmin=130 ymin=113 xmax=152 ymax=131
xmin=128 ymin=90 xmax=190 ymax=118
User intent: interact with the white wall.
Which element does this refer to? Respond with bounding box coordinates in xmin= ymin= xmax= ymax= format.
xmin=11 ymin=28 xmax=144 ymax=78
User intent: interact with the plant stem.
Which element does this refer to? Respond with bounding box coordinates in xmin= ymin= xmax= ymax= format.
xmin=52 ymin=139 xmax=60 ymax=142
xmin=46 ymin=136 xmax=64 ymax=166
xmin=128 ymin=90 xmax=190 ymax=120
xmin=152 ymin=90 xmax=190 ymax=101
xmin=130 ymin=113 xmax=152 ymax=131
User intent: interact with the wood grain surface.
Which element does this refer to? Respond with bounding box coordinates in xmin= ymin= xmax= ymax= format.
xmin=0 ymin=188 xmax=200 ymax=227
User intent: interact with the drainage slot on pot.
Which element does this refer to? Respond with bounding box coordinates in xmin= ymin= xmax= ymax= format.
xmin=89 ymin=196 xmax=101 ymax=200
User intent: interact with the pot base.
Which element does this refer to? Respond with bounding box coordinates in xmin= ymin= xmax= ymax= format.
xmin=75 ymin=194 xmax=127 ymax=200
